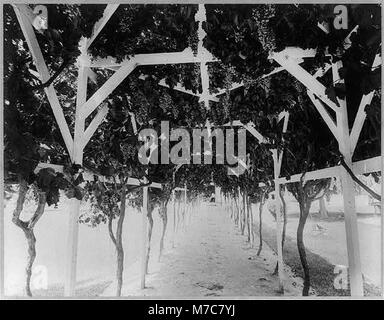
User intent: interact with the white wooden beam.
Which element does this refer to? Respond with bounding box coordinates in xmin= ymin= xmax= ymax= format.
xmin=82 ymin=104 xmax=108 ymax=148
xmin=344 ymin=25 xmax=359 ymax=50
xmin=350 ymin=53 xmax=381 ymax=153
xmin=157 ymin=78 xmax=201 ymax=97
xmin=313 ymin=63 xmax=331 ymax=79
xmin=138 ymin=75 xmax=219 ymax=102
xmin=271 ymin=51 xmax=340 ymax=113
xmin=14 ymin=5 xmax=74 ymax=159
xmin=277 ymin=156 xmax=380 ymax=185
xmin=352 ymin=155 xmax=381 ymax=175
xmin=278 ymin=165 xmax=340 ymax=184
xmin=333 ymin=59 xmax=363 ymax=296
xmin=82 ymin=46 xmax=220 ymax=120
xmin=141 ymin=186 xmax=148 ymax=289
xmin=307 ymin=91 xmax=339 ymax=142
xmin=349 ymin=91 xmax=374 ymax=153
xmin=89 ymin=48 xmax=216 ymax=69
xmin=212 ymin=82 xmax=244 ymax=96
xmin=80 ymin=59 xmax=137 ymax=119
xmin=196 ymin=4 xmax=211 ymax=110
xmin=87 ymin=4 xmax=119 ymax=49
xmin=64 ymin=45 xmax=89 ymax=296
xmin=244 ymin=123 xmax=267 ymax=144
xmin=279 ymin=111 xmax=290 ymax=133
xmin=35 ymin=162 xmax=162 ymax=188
xmin=261 ymin=67 xmax=285 ymax=79
xmin=272 ymin=149 xmax=285 ymax=292
xmin=135 ymin=49 xmax=216 ymax=65
xmin=275 ymin=47 xmax=318 ymax=59
xmin=174 ymin=187 xmax=187 ymax=191
xmin=128 ymin=111 xmax=138 ymax=134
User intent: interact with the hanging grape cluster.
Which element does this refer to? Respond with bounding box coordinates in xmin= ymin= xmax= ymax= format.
xmin=221 ymin=65 xmax=237 ymax=119
xmin=252 ymin=5 xmax=276 ymax=53
xmin=187 ymin=30 xmax=199 ymax=56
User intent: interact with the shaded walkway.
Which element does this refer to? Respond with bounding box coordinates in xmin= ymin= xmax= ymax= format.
xmin=111 ymin=204 xmax=302 ymax=297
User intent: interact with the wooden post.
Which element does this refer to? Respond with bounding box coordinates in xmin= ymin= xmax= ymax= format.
xmin=64 ymin=43 xmax=87 ymax=297
xmin=184 ymin=185 xmax=187 ymax=227
xmin=237 ymin=187 xmax=240 ymax=229
xmin=215 ymin=186 xmax=221 ymax=205
xmin=333 ymin=61 xmax=363 ymax=296
xmin=247 ymin=198 xmax=254 ymax=248
xmin=13 ymin=5 xmax=74 ymax=158
xmin=272 ymin=149 xmax=285 ymax=292
xmin=172 ymin=190 xmax=176 ymax=248
xmin=141 ymin=186 xmax=149 ymax=289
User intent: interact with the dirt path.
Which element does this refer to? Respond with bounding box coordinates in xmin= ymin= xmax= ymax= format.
xmin=107 ymin=203 xmax=303 ymax=297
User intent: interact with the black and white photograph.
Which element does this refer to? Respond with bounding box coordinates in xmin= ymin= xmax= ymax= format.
xmin=1 ymin=1 xmax=383 ymax=302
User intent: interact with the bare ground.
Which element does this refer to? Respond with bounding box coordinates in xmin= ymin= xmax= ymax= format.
xmin=103 ymin=204 xmax=305 ymax=297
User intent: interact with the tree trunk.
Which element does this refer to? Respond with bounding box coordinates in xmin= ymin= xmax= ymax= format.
xmin=234 ymin=196 xmax=240 ymax=227
xmin=297 ymin=200 xmax=311 ymax=296
xmin=246 ymin=193 xmax=251 ymax=242
xmin=23 ymin=228 xmax=36 ymax=297
xmin=115 ymin=186 xmax=126 ymax=297
xmin=176 ymin=199 xmax=181 ymax=231
xmin=241 ymin=192 xmax=246 ymax=235
xmin=274 ymin=187 xmax=288 ymax=275
xmin=247 ymin=195 xmax=254 ymax=247
xmin=281 ymin=189 xmax=287 ymax=248
xmin=12 ymin=182 xmax=47 ymax=297
xmin=145 ymin=205 xmax=154 ymax=275
xmin=234 ymin=196 xmax=239 ymax=227
xmin=107 ymin=216 xmax=116 ymax=247
xmin=319 ymin=196 xmax=328 ymax=218
xmin=159 ymin=203 xmax=168 ymax=262
xmin=257 ymin=193 xmax=266 ymax=256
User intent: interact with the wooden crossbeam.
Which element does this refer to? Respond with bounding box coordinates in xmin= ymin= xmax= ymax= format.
xmin=223 ymin=120 xmax=265 ymax=143
xmin=82 ymin=104 xmax=109 ymax=148
xmin=276 ymin=156 xmax=380 ymax=184
xmin=88 ymin=48 xmax=216 ymax=69
xmin=138 ymin=75 xmax=219 ymax=102
xmin=271 ymin=51 xmax=340 ymax=113
xmin=87 ymin=4 xmax=119 ymax=49
xmin=307 ymin=91 xmax=339 ymax=142
xmin=196 ymin=4 xmax=210 ymax=110
xmin=135 ymin=49 xmax=216 ymax=65
xmin=212 ymin=82 xmax=244 ymax=96
xmin=80 ymin=59 xmax=137 ymax=119
xmin=349 ymin=91 xmax=375 ymax=153
xmin=174 ymin=187 xmax=187 ymax=191
xmin=350 ymin=53 xmax=381 ymax=153
xmin=13 ymin=5 xmax=74 ymax=159
xmin=81 ymin=47 xmax=219 ymax=120
xmin=223 ymin=111 xmax=288 ymax=145
xmin=276 ymin=47 xmax=318 ymax=59
xmin=35 ymin=162 xmax=162 ymax=189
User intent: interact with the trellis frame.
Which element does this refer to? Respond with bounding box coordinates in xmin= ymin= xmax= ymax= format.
xmin=13 ymin=2 xmax=225 ymax=296
xmin=11 ymin=3 xmax=381 ymax=297
xmin=12 ymin=4 xmax=165 ymax=296
xmin=270 ymin=42 xmax=382 ymax=296
xmin=231 ymin=111 xmax=290 ymax=292
xmin=171 ymin=185 xmax=188 ymax=250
